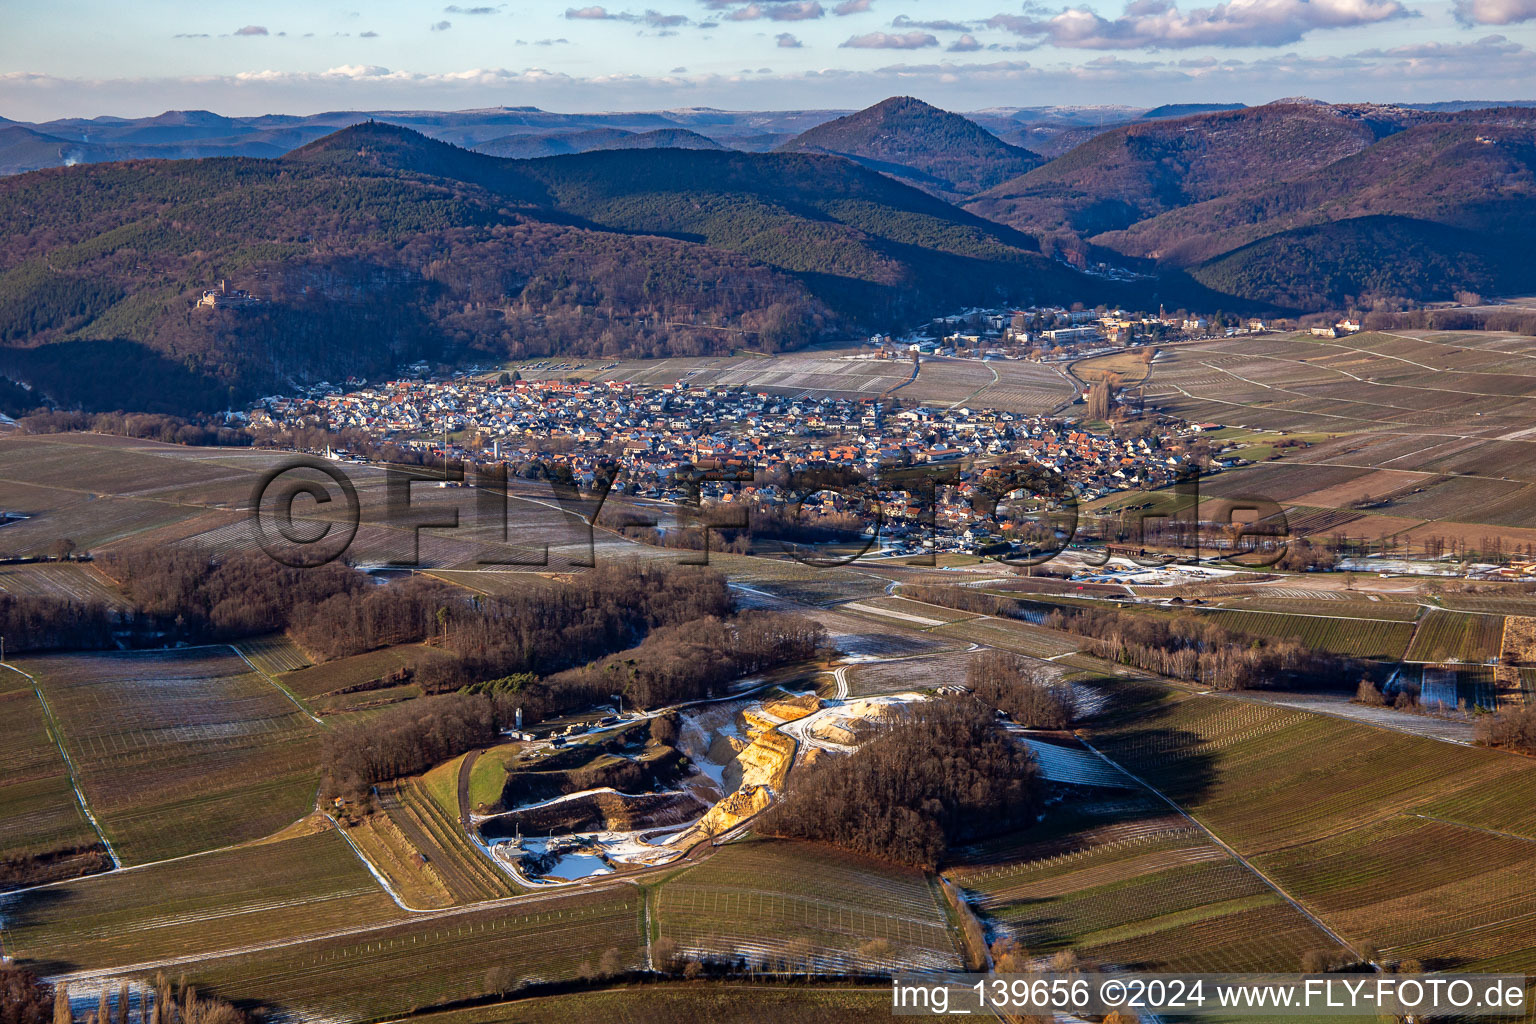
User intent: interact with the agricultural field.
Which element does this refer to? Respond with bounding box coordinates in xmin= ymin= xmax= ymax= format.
xmin=15 ymin=648 xmax=323 ymax=865
xmin=1086 ymin=686 xmax=1536 ymax=966
xmin=928 ymin=615 xmax=1081 ymax=660
xmin=948 ymin=791 xmax=1343 ymax=974
xmin=654 ymin=838 xmax=963 ymax=973
xmin=843 ymin=651 xmax=993 ymax=697
xmin=377 ymin=779 xmax=519 ymax=903
xmin=1437 ymin=591 xmax=1536 ymax=617
xmin=551 ymin=347 xmax=1076 ymax=413
xmin=1142 ymin=333 xmax=1536 ymax=436
xmin=1196 ymin=609 xmax=1415 ymax=660
xmin=188 ymin=889 xmax=645 ymax=1022
xmin=339 ymin=813 xmax=458 ymax=911
xmin=231 ymin=635 xmax=311 ymax=675
xmin=0 ymin=667 xmax=102 ymax=875
xmin=277 ymin=644 xmax=451 ymax=703
xmin=1278 ymin=505 xmax=1365 ymax=536
xmin=0 ymin=562 xmax=128 ymax=606
xmin=1211 ymin=593 xmax=1422 ymax=619
xmin=403 ymin=984 xmax=954 ymax=1024
xmin=710 ymin=553 xmax=894 ymax=608
xmin=837 ymin=595 xmax=977 ymax=628
xmin=1253 ymin=815 xmax=1536 ymax=971
xmin=1405 ymin=609 xmax=1505 ymax=664
xmin=0 ymin=826 xmax=404 ymax=974
xmin=1073 ymin=349 xmax=1153 ymax=386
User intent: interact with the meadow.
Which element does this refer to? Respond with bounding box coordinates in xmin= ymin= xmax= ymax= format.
xmin=16 ymin=648 xmax=323 ymax=865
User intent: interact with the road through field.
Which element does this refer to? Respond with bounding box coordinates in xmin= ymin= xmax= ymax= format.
xmin=227 ymin=643 xmax=325 ymax=726
xmin=44 ymin=880 xmax=637 ymax=987
xmin=0 ymin=662 xmax=120 ymax=869
xmin=1073 ymin=732 xmax=1360 ymax=961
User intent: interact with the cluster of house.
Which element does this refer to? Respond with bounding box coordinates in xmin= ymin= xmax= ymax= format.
xmin=1309 ymin=319 xmax=1364 ymax=338
xmin=250 ymin=375 xmax=1212 ymax=554
xmin=865 ymin=305 xmax=1274 ymax=362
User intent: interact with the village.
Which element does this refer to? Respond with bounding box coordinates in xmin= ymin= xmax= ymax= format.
xmin=247 ymin=348 xmax=1216 ymax=557
xmin=878 ymin=303 xmax=1284 ymax=361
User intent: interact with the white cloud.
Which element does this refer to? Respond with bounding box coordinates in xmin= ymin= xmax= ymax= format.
xmin=564 ymin=5 xmax=690 ymax=24
xmin=833 ymin=0 xmax=872 ymax=12
xmin=1352 ymin=32 xmax=1520 ymax=57
xmin=431 ymin=20 xmax=452 ymax=30
xmin=233 ymin=25 xmax=269 ymax=36
xmin=8 ymin=40 xmax=1535 ymax=124
xmin=777 ymin=31 xmax=804 ymax=45
xmin=841 ymin=29 xmax=939 ymax=47
xmin=949 ymin=32 xmax=983 ymax=50
xmin=724 ymin=2 xmax=825 ymax=21
xmin=988 ymin=0 xmax=1414 ymax=49
xmin=1453 ymin=0 xmax=1536 ymax=22
xmin=892 ymin=14 xmax=971 ymax=30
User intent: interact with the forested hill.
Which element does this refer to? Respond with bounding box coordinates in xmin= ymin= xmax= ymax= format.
xmin=964 ymin=102 xmax=1428 ymax=238
xmin=775 ymin=95 xmax=1044 ymax=200
xmin=0 ymin=121 xmax=1164 ymax=414
xmin=966 ymin=101 xmax=1536 ymax=310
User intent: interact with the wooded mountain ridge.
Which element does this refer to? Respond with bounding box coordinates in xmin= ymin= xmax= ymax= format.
xmin=2 ymin=95 xmax=1534 ymax=412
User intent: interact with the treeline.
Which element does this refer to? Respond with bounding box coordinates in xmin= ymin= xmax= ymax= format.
xmin=903 ymin=584 xmax=1345 ymax=691
xmin=1365 ymin=306 xmax=1536 ymax=337
xmin=103 ymin=550 xmax=732 ymax=676
xmin=105 ymin=549 xmax=370 ymax=642
xmin=967 ymin=651 xmax=1076 ymax=728
xmin=322 ymin=608 xmax=820 ymax=799
xmin=19 ymin=410 xmax=251 ymax=447
xmin=416 ymin=561 xmax=734 ymax=687
xmin=0 ymin=593 xmax=116 ymax=654
xmin=321 ymin=692 xmax=500 ymax=802
xmin=1477 ymin=705 xmax=1536 ymax=755
xmin=761 ymin=698 xmax=1040 ymax=868
xmin=543 ymin=611 xmax=825 ymax=709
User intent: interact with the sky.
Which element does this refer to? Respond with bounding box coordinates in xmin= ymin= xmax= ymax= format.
xmin=1 ymin=0 xmax=1534 ymax=120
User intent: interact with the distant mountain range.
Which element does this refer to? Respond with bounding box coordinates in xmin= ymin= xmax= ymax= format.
xmin=2 ymin=94 xmax=1535 ymax=412
xmin=0 ymin=120 xmax=1194 ymax=412
xmin=7 ymin=98 xmax=1522 ymax=177
xmin=0 ymin=106 xmax=852 ymax=176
